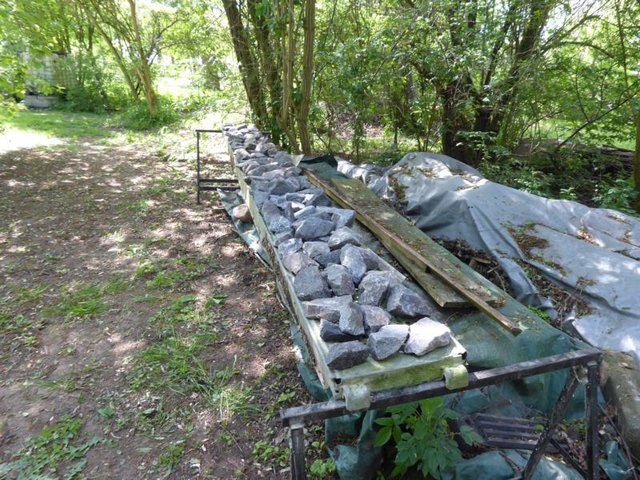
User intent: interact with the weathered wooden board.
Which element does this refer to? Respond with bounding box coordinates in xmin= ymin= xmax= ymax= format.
xmin=304 ymin=169 xmax=521 ymax=335
xmin=234 ymin=166 xmax=468 ymax=402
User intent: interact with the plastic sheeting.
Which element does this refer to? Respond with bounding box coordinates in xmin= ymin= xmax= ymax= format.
xmin=339 ymin=152 xmax=640 ymax=363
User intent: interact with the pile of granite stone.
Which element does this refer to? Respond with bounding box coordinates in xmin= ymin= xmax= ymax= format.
xmin=224 ymin=124 xmax=454 ymax=370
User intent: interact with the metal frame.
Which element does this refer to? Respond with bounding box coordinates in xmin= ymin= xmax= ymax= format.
xmin=195 ymin=129 xmax=238 ymax=204
xmin=280 ymin=348 xmax=602 ymax=480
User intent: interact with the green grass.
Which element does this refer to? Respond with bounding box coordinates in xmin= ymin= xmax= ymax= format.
xmin=4 ymin=110 xmax=115 ymax=139
xmin=0 ymin=416 xmax=101 ymax=479
xmin=131 ymin=298 xmax=256 ymax=420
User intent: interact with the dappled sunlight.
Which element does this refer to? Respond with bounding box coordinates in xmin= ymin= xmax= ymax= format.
xmin=0 ymin=127 xmax=65 ymax=154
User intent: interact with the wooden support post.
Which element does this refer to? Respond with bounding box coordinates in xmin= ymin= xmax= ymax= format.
xmin=290 ymin=424 xmax=307 ymax=480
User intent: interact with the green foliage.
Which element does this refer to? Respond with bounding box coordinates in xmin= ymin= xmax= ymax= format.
xmin=119 ymin=97 xmax=182 ymax=130
xmin=309 ymin=458 xmax=337 ymax=478
xmin=594 ymin=178 xmax=638 ymax=214
xmin=374 ymin=397 xmax=482 ymax=478
xmin=53 ymin=283 xmax=107 ymax=321
xmin=0 ymin=416 xmax=101 ymax=479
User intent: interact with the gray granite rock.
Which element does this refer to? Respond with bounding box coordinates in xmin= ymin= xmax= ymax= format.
xmin=294 ymin=205 xmax=316 ymax=220
xmin=232 ymin=204 xmax=252 ymax=223
xmin=360 ymin=248 xmax=384 ymax=270
xmin=252 ymin=190 xmax=269 ymax=208
xmin=273 ymin=230 xmax=293 ymax=245
xmin=269 ymin=216 xmax=292 ymax=234
xmin=328 ymin=227 xmax=362 ymax=250
xmin=293 ymin=266 xmax=330 ymax=301
xmin=307 ymin=191 xmax=332 ymax=207
xmin=404 ymin=318 xmax=452 ymax=356
xmin=386 ymin=285 xmax=433 ymax=318
xmin=315 ymin=249 xmax=342 ymax=267
xmin=261 ymin=201 xmax=282 ymax=224
xmin=367 ymin=324 xmax=409 ymax=361
xmin=325 ymin=264 xmax=355 ymax=296
xmin=274 ymin=151 xmax=292 ymax=164
xmin=320 ymin=319 xmax=356 ymax=342
xmin=295 ymin=218 xmax=335 ymax=241
xmin=340 ymin=244 xmax=368 ymax=285
xmin=303 ymin=241 xmax=330 ymax=259
xmin=332 ymin=209 xmax=356 ymax=229
xmin=278 ymin=238 xmax=303 ymax=258
xmin=283 ymin=252 xmax=318 ymax=274
xmin=234 ymin=148 xmax=251 ymax=162
xmin=269 ymin=178 xmax=300 ymax=195
xmin=338 ymin=302 xmax=365 ymax=336
xmin=358 ymin=271 xmax=390 ymax=306
xmin=361 ymin=305 xmax=392 ymax=333
xmin=302 ymin=295 xmax=352 ymax=322
xmin=325 ymin=341 xmax=369 ymax=370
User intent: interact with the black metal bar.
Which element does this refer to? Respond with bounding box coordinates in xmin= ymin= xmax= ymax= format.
xmin=199 ymin=186 xmax=239 ymax=191
xmin=195 ymin=129 xmax=223 ymax=133
xmin=281 ymin=348 xmax=601 ymax=426
xmin=522 ymin=371 xmax=580 ymax=479
xmin=290 ymin=425 xmax=307 ymax=480
xmin=199 ymin=178 xmax=239 ymax=184
xmin=586 ymin=361 xmax=600 ymax=480
xmin=196 ymin=130 xmax=201 ymax=204
xmin=550 ymin=438 xmax=588 ymax=478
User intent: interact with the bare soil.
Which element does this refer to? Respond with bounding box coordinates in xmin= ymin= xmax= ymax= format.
xmin=0 ymin=131 xmax=314 ymax=479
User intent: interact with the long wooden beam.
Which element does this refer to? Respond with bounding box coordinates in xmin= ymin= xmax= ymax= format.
xmin=304 ymin=169 xmax=522 ymax=335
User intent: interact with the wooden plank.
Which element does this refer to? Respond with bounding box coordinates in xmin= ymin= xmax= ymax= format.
xmin=304 ymin=169 xmax=522 ymax=335
xmin=393 ymin=246 xmax=468 ymax=308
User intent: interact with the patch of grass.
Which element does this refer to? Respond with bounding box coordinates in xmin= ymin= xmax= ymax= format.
xmin=134 ymin=256 xmax=215 ymax=291
xmin=12 ymin=283 xmax=47 ymax=303
xmin=131 ymin=300 xmax=254 ymax=419
xmin=144 ymin=177 xmax=174 ymax=196
xmin=49 ymin=283 xmax=108 ymax=321
xmin=157 ymin=441 xmax=185 ymax=473
xmin=0 ymin=311 xmax=43 ymax=348
xmin=124 ymin=199 xmax=152 ymax=217
xmin=252 ymin=440 xmax=290 ymax=470
xmin=0 ymin=416 xmax=101 ymax=479
xmin=4 ymin=110 xmax=114 ymax=139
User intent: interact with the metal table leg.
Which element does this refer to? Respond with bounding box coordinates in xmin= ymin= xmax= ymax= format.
xmin=522 ymin=370 xmax=579 ymax=479
xmin=586 ymin=361 xmax=601 ymax=480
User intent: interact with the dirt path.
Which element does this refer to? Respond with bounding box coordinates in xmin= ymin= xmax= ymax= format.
xmin=0 ymin=129 xmax=316 ymax=479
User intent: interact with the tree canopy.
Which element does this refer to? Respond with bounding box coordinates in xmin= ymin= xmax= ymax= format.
xmin=1 ymin=0 xmax=639 ymax=210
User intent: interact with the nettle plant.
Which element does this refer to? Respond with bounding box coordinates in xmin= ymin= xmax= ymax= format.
xmin=374 ymin=397 xmax=482 ymax=479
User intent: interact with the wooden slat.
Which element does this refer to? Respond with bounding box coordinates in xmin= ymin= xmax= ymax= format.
xmin=304 ymin=169 xmax=521 ymax=335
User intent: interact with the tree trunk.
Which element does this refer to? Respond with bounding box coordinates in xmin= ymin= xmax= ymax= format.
xmin=634 ymin=107 xmax=640 ymax=213
xmin=222 ymin=0 xmax=268 ymax=127
xmin=296 ymin=0 xmax=315 ymax=154
xmin=128 ymin=0 xmax=158 ymax=116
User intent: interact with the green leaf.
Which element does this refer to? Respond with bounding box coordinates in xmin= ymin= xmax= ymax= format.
xmin=459 ymin=425 xmax=484 ymax=446
xmin=374 ymin=427 xmax=392 ymax=447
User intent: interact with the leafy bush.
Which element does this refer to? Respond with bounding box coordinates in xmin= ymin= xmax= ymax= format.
xmin=594 ymin=178 xmax=637 ymax=214
xmin=120 ymin=96 xmax=181 ymax=130
xmin=374 ymin=397 xmax=482 ymax=479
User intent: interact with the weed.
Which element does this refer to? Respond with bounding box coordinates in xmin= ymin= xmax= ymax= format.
xmin=50 ymin=283 xmax=107 ymax=321
xmin=157 ymin=441 xmax=185 ymax=472
xmin=309 ymin=458 xmax=337 ymax=478
xmin=0 ymin=416 xmax=101 ymax=479
xmin=102 ymin=277 xmax=130 ymax=295
xmin=252 ymin=440 xmax=289 ymax=469
xmin=0 ymin=312 xmax=44 ymax=348
xmin=125 ymin=199 xmax=151 ymax=216
xmin=205 ymin=293 xmax=227 ymax=309
xmin=13 ymin=283 xmax=47 ymax=303
xmin=527 ymin=306 xmax=551 ymax=323
xmin=374 ymin=397 xmax=482 ymax=478
xmin=144 ymin=177 xmax=174 ymax=196
xmin=97 ymin=404 xmax=116 ymax=421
